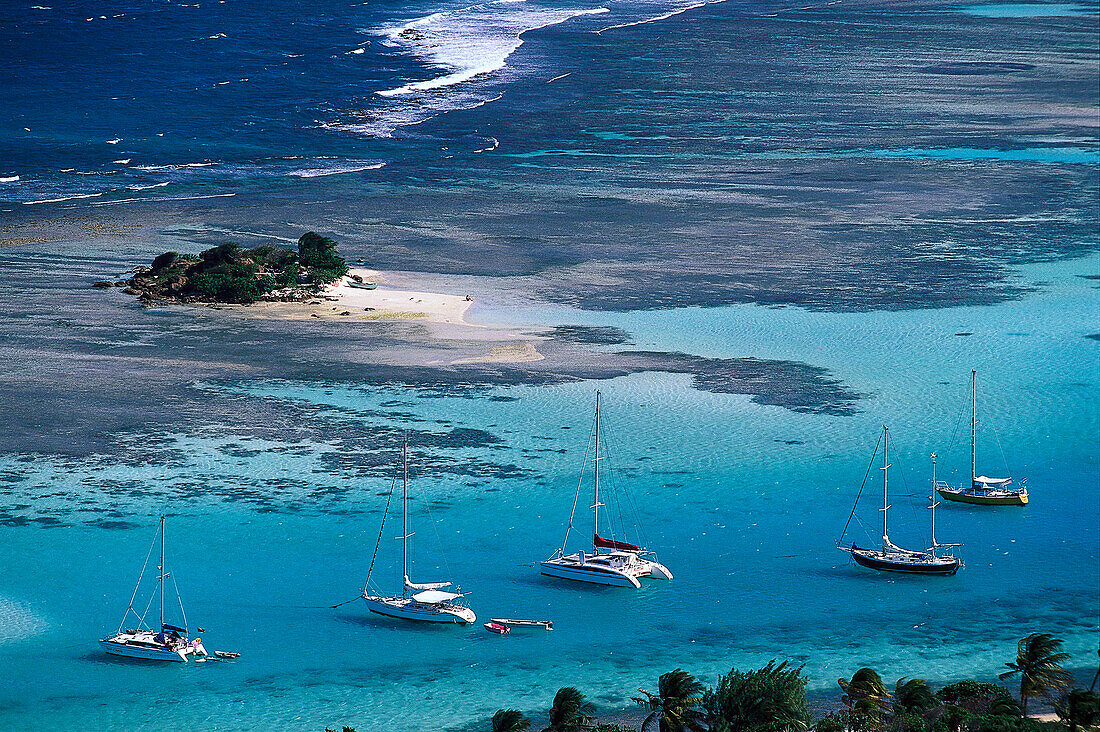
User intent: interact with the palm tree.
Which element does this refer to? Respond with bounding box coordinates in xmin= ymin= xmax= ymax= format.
xmin=634 ymin=669 xmax=707 ymax=732
xmin=493 ymin=709 xmax=532 ymax=732
xmin=543 ymin=687 xmax=595 ymax=732
xmin=999 ymin=632 xmax=1074 ymax=715
xmin=1054 ymin=689 xmax=1100 ymax=732
xmin=703 ymin=660 xmax=810 ymax=731
xmin=893 ymin=678 xmax=937 ymax=717
xmin=839 ymin=668 xmax=891 ymax=730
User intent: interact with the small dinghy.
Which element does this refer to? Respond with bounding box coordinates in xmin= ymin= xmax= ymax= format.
xmin=347 ymin=280 xmax=378 ymax=290
xmin=484 ymin=622 xmax=510 ymax=634
xmin=214 ymin=650 xmax=241 ymax=659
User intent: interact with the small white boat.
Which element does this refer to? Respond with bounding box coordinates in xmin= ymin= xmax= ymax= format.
xmin=361 ymin=438 xmax=476 ymax=624
xmin=490 ymin=618 xmax=554 ymax=630
xmin=100 ymin=516 xmax=208 ymax=662
xmin=540 ymin=391 xmax=673 ymax=588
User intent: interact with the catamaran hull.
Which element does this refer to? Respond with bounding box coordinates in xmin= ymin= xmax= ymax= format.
xmin=362 ymin=597 xmax=475 ymax=624
xmin=851 ymin=551 xmax=960 ymax=576
xmin=936 ymin=487 xmax=1027 ymax=506
xmin=99 ymin=639 xmax=189 ymax=662
xmin=539 ymin=560 xmax=642 ymax=588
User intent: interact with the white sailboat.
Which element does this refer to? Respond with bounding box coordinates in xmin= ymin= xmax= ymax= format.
xmin=540 ymin=391 xmax=673 ymax=589
xmin=100 ymin=516 xmax=208 ymax=662
xmin=361 ymin=438 xmax=476 ymax=624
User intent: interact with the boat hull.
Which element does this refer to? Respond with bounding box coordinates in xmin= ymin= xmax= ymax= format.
xmin=937 ymin=487 xmax=1027 ymax=506
xmin=850 ymin=549 xmax=960 ymax=576
xmin=539 ymin=559 xmax=642 ymax=588
xmin=99 ymin=639 xmax=189 ymax=662
xmin=362 ymin=596 xmax=475 ymax=624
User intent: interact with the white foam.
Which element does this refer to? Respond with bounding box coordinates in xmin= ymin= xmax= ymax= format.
xmin=106 ymin=138 xmax=121 ymax=144
xmin=547 ymin=72 xmax=571 ymax=83
xmin=596 ymin=0 xmax=726 ymax=34
xmin=128 ymin=181 xmax=170 ymax=190
xmin=376 ymin=2 xmax=609 ymax=97
xmin=0 ymin=176 xmax=19 ymax=183
xmin=474 ymin=137 xmax=499 ymax=153
xmin=112 ymin=158 xmax=131 ymax=164
xmin=22 ymin=192 xmax=103 ymax=205
xmin=288 ymin=162 xmax=385 ymax=178
xmin=348 ymin=47 xmax=366 ymax=55
xmin=208 ymin=32 xmax=227 ymax=39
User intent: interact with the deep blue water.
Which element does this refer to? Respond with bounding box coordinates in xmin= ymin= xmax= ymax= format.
xmin=0 ymin=0 xmax=1098 ymax=729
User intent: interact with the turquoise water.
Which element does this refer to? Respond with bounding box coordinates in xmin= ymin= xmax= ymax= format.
xmin=959 ymin=3 xmax=1096 ymax=18
xmin=0 ymin=254 xmax=1096 ymax=730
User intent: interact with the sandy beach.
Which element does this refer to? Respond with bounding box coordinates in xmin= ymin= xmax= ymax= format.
xmin=246 ymin=268 xmax=476 ymax=325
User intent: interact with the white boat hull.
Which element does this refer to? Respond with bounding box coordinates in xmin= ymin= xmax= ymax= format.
xmin=540 ymin=559 xmax=641 ymax=587
xmin=363 ymin=595 xmax=476 ymax=624
xmin=100 ymin=638 xmax=189 ymax=662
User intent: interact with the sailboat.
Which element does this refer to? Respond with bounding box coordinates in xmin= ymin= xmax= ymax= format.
xmin=100 ymin=516 xmax=208 ymax=662
xmin=361 ymin=438 xmax=476 ymax=624
xmin=838 ymin=427 xmax=962 ymax=576
xmin=540 ymin=391 xmax=673 ymax=588
xmin=936 ymin=370 xmax=1028 ymax=506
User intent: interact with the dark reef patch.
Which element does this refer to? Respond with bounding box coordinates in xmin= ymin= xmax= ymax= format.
xmin=1086 ymin=333 xmax=1100 ymax=341
xmin=919 ymin=61 xmax=1035 ymax=75
xmin=548 ymin=325 xmax=633 ymax=346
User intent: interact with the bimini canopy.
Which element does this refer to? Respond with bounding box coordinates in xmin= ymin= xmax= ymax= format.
xmin=404 ymin=576 xmax=452 ymax=591
xmin=412 ymin=590 xmax=461 ymax=604
xmin=974 ymin=475 xmax=1011 ymax=486
xmin=594 ymin=533 xmax=640 ymax=552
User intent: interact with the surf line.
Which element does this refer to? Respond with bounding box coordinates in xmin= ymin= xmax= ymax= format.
xmin=595 ymin=0 xmax=729 ymax=35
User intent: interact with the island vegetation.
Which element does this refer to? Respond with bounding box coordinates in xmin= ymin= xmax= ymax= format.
xmin=322 ymin=633 xmax=1098 ymax=732
xmin=98 ymin=231 xmax=349 ymax=305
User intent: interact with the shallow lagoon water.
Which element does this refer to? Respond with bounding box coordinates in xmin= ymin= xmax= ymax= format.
xmin=0 ymin=255 xmax=1096 ymax=730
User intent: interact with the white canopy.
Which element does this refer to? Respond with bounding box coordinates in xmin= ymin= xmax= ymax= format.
xmin=412 ymin=590 xmax=461 ymax=604
xmin=974 ymin=475 xmax=1011 ymax=485
xmin=404 ymin=576 xmax=451 ymax=591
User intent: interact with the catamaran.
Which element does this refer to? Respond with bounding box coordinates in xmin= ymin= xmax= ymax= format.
xmin=936 ymin=370 xmax=1027 ymax=506
xmin=361 ymin=438 xmax=476 ymax=624
xmin=540 ymin=391 xmax=673 ymax=588
xmin=838 ymin=428 xmax=962 ymax=576
xmin=100 ymin=516 xmax=208 ymax=662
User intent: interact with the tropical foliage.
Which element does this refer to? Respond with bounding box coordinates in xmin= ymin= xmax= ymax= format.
xmin=999 ymin=633 xmax=1074 ymax=715
xmin=544 ymin=687 xmax=596 ymax=732
xmin=492 ymin=708 xmax=532 ymax=732
xmin=702 ymin=660 xmax=810 ymax=732
xmin=479 ymin=633 xmax=1082 ymax=732
xmin=634 ymin=668 xmax=707 ymax=732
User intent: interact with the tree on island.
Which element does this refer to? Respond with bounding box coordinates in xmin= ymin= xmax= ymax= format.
xmin=492 ymin=709 xmax=532 ymax=732
xmin=298 ymin=231 xmax=348 ymax=283
xmin=999 ymin=633 xmax=1074 ymax=716
xmin=110 ymin=232 xmax=351 ymax=305
xmin=543 ymin=687 xmax=595 ymax=732
xmin=703 ymin=660 xmax=810 ymax=731
xmin=634 ymin=668 xmax=707 ymax=732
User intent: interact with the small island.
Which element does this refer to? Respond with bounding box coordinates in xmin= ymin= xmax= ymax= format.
xmin=102 ymin=232 xmax=350 ymax=305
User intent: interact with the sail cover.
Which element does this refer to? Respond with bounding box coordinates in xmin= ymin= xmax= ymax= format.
xmin=974 ymin=475 xmax=1011 ymax=486
xmin=594 ymin=533 xmax=640 ymax=552
xmin=412 ymin=590 xmax=460 ymax=604
xmin=404 ymin=576 xmax=452 ymax=591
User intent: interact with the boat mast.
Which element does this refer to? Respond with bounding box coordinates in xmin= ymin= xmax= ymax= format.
xmin=930 ymin=453 xmax=939 ymax=550
xmin=971 ymin=369 xmax=977 ymax=486
xmin=159 ymin=515 xmax=165 ymax=632
xmin=881 ymin=426 xmax=890 ymax=552
xmin=402 ymin=436 xmax=409 ymax=599
xmin=593 ymin=390 xmax=601 ymax=541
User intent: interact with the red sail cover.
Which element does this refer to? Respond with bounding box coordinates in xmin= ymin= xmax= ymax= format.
xmin=594 ymin=534 xmax=640 ymax=551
